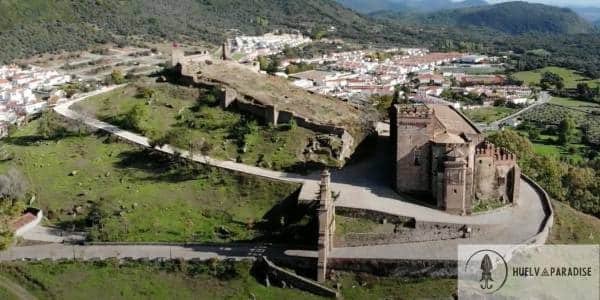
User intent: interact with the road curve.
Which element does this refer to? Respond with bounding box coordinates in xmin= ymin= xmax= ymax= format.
xmin=52 ymin=86 xmax=549 ymax=240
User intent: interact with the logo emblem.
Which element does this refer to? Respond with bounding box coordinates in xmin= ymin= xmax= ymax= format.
xmin=465 ymin=249 xmax=508 ymax=294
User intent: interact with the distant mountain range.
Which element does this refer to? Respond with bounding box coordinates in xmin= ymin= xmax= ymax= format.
xmin=374 ymin=1 xmax=594 ymax=35
xmin=0 ymin=0 xmax=597 ymax=64
xmin=336 ymin=0 xmax=600 ymax=24
xmin=335 ymin=0 xmax=487 ymax=14
xmin=570 ymin=6 xmax=600 ymax=23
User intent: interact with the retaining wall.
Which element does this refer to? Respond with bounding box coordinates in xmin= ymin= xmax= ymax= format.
xmin=261 ymin=256 xmax=339 ymax=298
xmin=336 ymin=207 xmax=487 ymax=246
xmin=328 ymin=258 xmax=457 ymax=277
xmin=519 ymin=174 xmax=554 ymax=245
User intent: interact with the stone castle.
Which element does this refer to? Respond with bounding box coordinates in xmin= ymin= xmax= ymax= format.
xmin=390 ymin=103 xmax=520 ymax=215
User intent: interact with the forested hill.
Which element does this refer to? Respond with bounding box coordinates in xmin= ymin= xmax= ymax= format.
xmin=377 ymin=1 xmax=594 ymax=35
xmin=0 ymin=0 xmax=380 ymax=63
xmin=335 ymin=0 xmax=487 ymax=14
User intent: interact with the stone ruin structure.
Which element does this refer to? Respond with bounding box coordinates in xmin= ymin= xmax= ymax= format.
xmin=317 ymin=169 xmax=335 ymax=282
xmin=390 ymin=103 xmax=520 ymax=215
xmin=170 ymin=44 xmax=375 ymax=166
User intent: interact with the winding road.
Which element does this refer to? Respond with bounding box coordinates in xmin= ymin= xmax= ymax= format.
xmin=480 ymin=91 xmax=551 ymax=131
xmin=0 ymin=85 xmax=551 ymax=262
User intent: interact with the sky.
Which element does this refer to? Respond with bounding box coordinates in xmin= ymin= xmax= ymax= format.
xmin=484 ymin=0 xmax=600 ymax=7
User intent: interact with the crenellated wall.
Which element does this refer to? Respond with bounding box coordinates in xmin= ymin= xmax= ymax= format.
xmin=474 ymin=142 xmax=519 ymax=205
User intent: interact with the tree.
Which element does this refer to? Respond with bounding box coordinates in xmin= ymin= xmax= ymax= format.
xmin=124 ymin=104 xmax=149 ymax=133
xmin=0 ymin=168 xmax=28 ymax=205
xmin=266 ymin=57 xmax=280 ymax=74
xmin=137 ymin=86 xmax=156 ymax=101
xmin=257 ymin=56 xmax=269 ymax=72
xmin=528 ymin=127 xmax=541 ymax=141
xmin=558 ymin=115 xmax=577 ymax=145
xmin=109 ymin=69 xmax=126 ymax=85
xmin=37 ymin=111 xmax=67 ymax=139
xmin=487 ymin=129 xmax=535 ymax=162
xmin=527 ymin=155 xmax=566 ymax=200
xmin=540 ymin=71 xmax=564 ymax=91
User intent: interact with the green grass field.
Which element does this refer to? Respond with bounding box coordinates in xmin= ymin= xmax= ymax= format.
xmin=462 ymin=106 xmax=517 ymax=124
xmin=517 ymin=132 xmax=587 ymax=162
xmin=549 ymin=96 xmax=600 ymax=111
xmin=335 ymin=215 xmax=383 ymax=237
xmin=513 ymin=67 xmax=600 ymax=88
xmin=0 ymin=260 xmax=321 ymax=300
xmin=73 ymin=82 xmax=338 ymax=170
xmin=0 ymin=260 xmax=457 ymax=300
xmin=0 ymin=120 xmax=302 ymax=243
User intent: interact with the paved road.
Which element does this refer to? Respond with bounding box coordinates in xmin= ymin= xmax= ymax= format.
xmin=481 ymin=91 xmax=551 ymax=131
xmin=54 ymin=90 xmax=546 ymax=227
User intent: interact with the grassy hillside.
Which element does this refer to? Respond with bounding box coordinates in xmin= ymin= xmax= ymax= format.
xmin=412 ymin=1 xmax=594 ymax=35
xmin=73 ymin=82 xmax=340 ymax=170
xmin=0 ymin=119 xmax=304 ymax=243
xmin=513 ymin=67 xmax=600 ymax=88
xmin=549 ymin=200 xmax=600 ymax=244
xmin=0 ymin=260 xmax=457 ymax=300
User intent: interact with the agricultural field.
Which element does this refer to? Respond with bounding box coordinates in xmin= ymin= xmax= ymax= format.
xmin=0 ymin=260 xmax=457 ymax=300
xmin=513 ymin=67 xmax=600 ymax=88
xmin=73 ymin=82 xmax=339 ymax=171
xmin=0 ymin=120 xmax=304 ymax=243
xmin=519 ymin=100 xmax=600 ymax=146
xmin=549 ymin=96 xmax=600 ymax=110
xmin=462 ymin=106 xmax=517 ymax=124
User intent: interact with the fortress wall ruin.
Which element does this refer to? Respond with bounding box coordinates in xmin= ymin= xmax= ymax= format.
xmin=179 ymin=73 xmax=361 ymax=161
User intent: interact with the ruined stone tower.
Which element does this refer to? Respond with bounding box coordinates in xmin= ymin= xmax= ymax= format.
xmin=171 ymin=43 xmax=184 ymax=67
xmin=317 ymin=169 xmax=335 ymax=282
xmin=222 ymin=41 xmax=230 ymax=61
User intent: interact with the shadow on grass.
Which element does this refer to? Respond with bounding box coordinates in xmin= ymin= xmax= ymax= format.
xmin=3 ymin=132 xmax=92 ymax=147
xmin=112 ymin=148 xmax=208 ymax=183
xmin=252 ymin=188 xmax=318 ymax=247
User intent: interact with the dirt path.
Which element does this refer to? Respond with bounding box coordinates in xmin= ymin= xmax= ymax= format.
xmin=0 ymin=274 xmax=37 ymax=300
